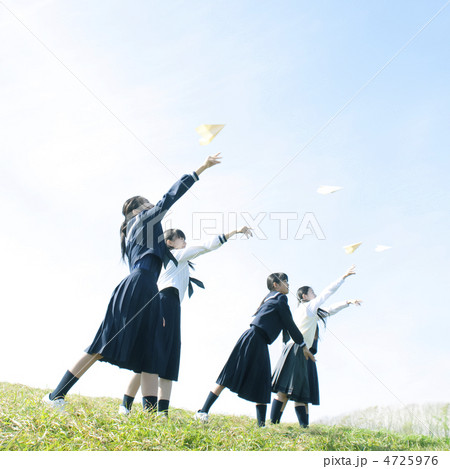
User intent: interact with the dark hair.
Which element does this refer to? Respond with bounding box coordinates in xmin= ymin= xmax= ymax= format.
xmin=297 ymin=285 xmax=328 ymax=326
xmin=120 ymin=195 xmax=150 ymax=260
xmin=164 ymin=228 xmax=186 ymax=250
xmin=254 ymin=272 xmax=288 ymax=315
xmin=267 ymin=272 xmax=288 ymax=291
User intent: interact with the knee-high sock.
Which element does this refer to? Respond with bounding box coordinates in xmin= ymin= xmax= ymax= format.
xmin=295 ymin=405 xmax=309 ymax=428
xmin=200 ymin=391 xmax=219 ymax=413
xmin=158 ymin=399 xmax=170 ymax=414
xmin=122 ymin=394 xmax=135 ymax=410
xmin=142 ymin=395 xmax=157 ymax=412
xmin=270 ymin=398 xmax=284 ymax=424
xmin=256 ymin=404 xmax=267 ymax=427
xmin=49 ymin=371 xmax=78 ymax=400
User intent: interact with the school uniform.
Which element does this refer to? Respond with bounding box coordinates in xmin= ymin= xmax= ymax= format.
xmin=271 ymin=277 xmax=349 ymax=403
xmin=216 ymin=291 xmax=306 ymax=404
xmin=85 ymin=172 xmax=199 ymax=374
xmin=157 ymin=234 xmax=228 ymax=381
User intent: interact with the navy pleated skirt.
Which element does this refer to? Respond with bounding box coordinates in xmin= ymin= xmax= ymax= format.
xmin=158 ymin=287 xmax=182 ymax=381
xmin=306 ymin=356 xmax=320 ymax=405
xmin=216 ymin=326 xmax=272 ymax=404
xmin=85 ymin=255 xmax=164 ymax=374
xmin=271 ymin=342 xmax=312 ymax=403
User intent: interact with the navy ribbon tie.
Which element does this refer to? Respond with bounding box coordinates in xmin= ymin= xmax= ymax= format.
xmin=163 ymin=249 xmax=179 ymax=268
xmin=187 ymin=261 xmax=204 ymax=297
xmin=188 ymin=276 xmax=205 ymax=298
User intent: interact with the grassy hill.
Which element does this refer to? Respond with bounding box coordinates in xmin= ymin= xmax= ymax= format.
xmin=1 ymin=382 xmax=448 ymax=451
xmin=318 ymin=403 xmax=450 ymax=439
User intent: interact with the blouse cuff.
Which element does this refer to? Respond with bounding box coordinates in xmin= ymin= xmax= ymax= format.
xmin=219 ymin=234 xmax=228 ymax=244
xmin=192 ymin=171 xmax=199 ymax=181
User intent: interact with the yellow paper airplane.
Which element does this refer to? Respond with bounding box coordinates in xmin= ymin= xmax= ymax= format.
xmin=317 ymin=185 xmax=343 ymax=195
xmin=195 ymin=124 xmax=225 ymax=145
xmin=343 ymin=242 xmax=362 ymax=254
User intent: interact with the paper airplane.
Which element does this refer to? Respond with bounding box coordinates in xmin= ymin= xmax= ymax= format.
xmin=317 ymin=185 xmax=343 ymax=195
xmin=343 ymin=242 xmax=362 ymax=254
xmin=375 ymin=245 xmax=392 ymax=252
xmin=195 ymin=124 xmax=225 ymax=145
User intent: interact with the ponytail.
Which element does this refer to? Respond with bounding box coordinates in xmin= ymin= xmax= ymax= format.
xmin=120 ymin=220 xmax=128 ymax=260
xmin=254 ymin=272 xmax=288 ymax=315
xmin=120 ymin=195 xmax=150 ymax=260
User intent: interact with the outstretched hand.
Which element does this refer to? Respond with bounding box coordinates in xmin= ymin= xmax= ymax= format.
xmin=238 ymin=226 xmax=253 ymax=238
xmin=303 ymin=346 xmax=316 ymax=362
xmin=196 ymin=152 xmax=222 ymax=175
xmin=347 ymin=299 xmax=363 ymax=306
xmin=343 ymin=264 xmax=356 ymax=279
xmin=224 ymin=226 xmax=253 ymax=241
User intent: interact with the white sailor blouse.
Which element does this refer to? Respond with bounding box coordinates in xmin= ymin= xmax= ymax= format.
xmin=157 ymin=234 xmax=227 ymax=302
xmin=290 ymin=277 xmax=350 ymax=349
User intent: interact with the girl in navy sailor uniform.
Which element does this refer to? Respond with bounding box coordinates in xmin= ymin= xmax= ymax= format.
xmin=118 ymin=226 xmax=253 ymax=416
xmin=42 ymin=154 xmax=221 ymax=412
xmin=194 ymin=273 xmax=315 ymax=427
xmin=270 ymin=265 xmax=362 ymax=427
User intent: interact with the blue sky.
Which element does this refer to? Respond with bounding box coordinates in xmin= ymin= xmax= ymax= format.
xmin=1 ymin=0 xmax=449 ymax=427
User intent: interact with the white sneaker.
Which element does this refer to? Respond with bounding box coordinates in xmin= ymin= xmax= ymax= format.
xmin=157 ymin=411 xmax=169 ymax=420
xmin=194 ymin=410 xmax=209 ymax=423
xmin=42 ymin=393 xmax=66 ymax=412
xmin=119 ymin=405 xmax=131 ymax=415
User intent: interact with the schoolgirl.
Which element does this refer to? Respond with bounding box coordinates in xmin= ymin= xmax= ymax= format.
xmin=118 ymin=225 xmax=253 ymax=416
xmin=42 ymin=154 xmax=221 ymax=411
xmin=270 ymin=265 xmax=361 ymax=427
xmin=194 ymin=273 xmax=315 ymax=427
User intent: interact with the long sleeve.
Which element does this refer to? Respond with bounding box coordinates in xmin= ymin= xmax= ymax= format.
xmin=173 ymin=235 xmax=227 ymax=263
xmin=138 ymin=172 xmax=199 ymax=225
xmin=304 ymin=277 xmax=345 ymax=317
xmin=277 ymin=295 xmax=305 ymax=346
xmin=325 ymin=301 xmax=350 ymax=316
xmin=124 ymin=173 xmax=199 ymax=267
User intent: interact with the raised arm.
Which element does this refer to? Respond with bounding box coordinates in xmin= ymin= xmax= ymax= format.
xmin=149 ymin=153 xmax=223 ymax=219
xmin=174 ymin=235 xmax=227 ymax=263
xmin=174 ymin=226 xmax=252 ymax=263
xmin=326 ymin=298 xmax=362 ymax=316
xmin=324 ymin=301 xmax=350 ymax=316
xmin=305 ymin=265 xmax=356 ymax=316
xmin=224 ymin=226 xmax=253 ymax=240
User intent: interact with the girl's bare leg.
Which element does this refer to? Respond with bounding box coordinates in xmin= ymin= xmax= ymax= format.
xmin=294 ymin=402 xmax=308 ymax=409
xmin=158 ymin=378 xmax=173 ymax=401
xmin=141 ymin=372 xmax=158 ymax=397
xmin=47 ymin=352 xmax=102 ymax=401
xmin=125 ymin=373 xmax=142 ymax=398
xmin=196 ymin=384 xmax=225 ymax=417
xmin=212 ymin=384 xmax=225 ymax=396
xmin=69 ymin=353 xmax=102 ymax=378
xmin=276 ymin=391 xmax=289 ymax=411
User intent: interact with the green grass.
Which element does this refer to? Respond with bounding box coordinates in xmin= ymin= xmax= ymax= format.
xmin=1 ymin=382 xmax=448 ymax=451
xmin=319 ymin=403 xmax=450 ymax=439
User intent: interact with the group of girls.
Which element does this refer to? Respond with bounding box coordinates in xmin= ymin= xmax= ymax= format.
xmin=194 ymin=266 xmax=361 ymax=427
xmin=43 ymin=152 xmax=361 ymax=428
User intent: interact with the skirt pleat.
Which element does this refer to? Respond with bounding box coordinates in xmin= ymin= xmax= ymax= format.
xmin=158 ymin=288 xmax=182 ymax=381
xmin=306 ymin=357 xmax=320 ymax=405
xmin=216 ymin=327 xmax=271 ymax=404
xmin=271 ymin=342 xmax=311 ymax=403
xmin=85 ymin=265 xmax=164 ymax=374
